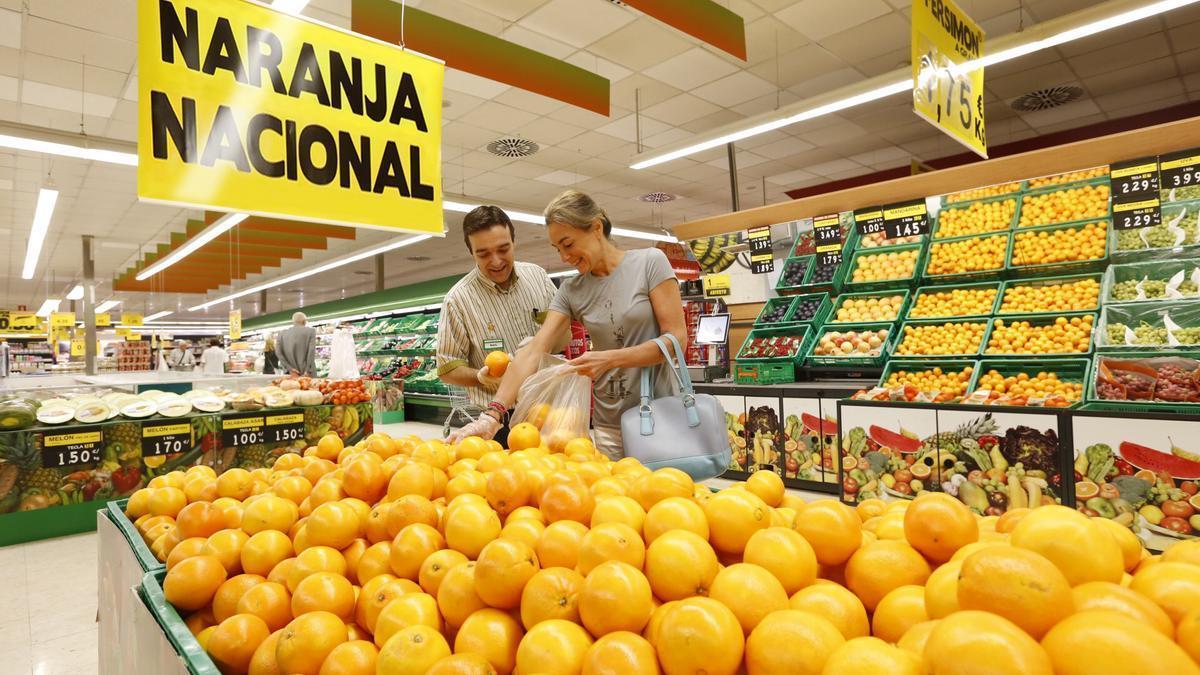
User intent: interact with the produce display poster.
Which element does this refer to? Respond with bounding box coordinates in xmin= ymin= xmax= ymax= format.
xmin=912 ymin=0 xmax=987 ymax=158
xmin=717 ymin=395 xmax=748 ymax=472
xmin=839 ymin=404 xmax=937 ymax=504
xmin=137 ymin=0 xmax=445 ymax=234
xmin=782 ymin=398 xmax=835 ymax=483
xmin=745 ymin=397 xmax=784 ymax=475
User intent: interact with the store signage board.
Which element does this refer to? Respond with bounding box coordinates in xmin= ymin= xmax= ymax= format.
xmin=747 ymin=226 xmax=774 ymax=274
xmin=96 ymin=313 xmax=111 ymax=328
xmin=70 ymin=339 xmax=85 ymax=357
xmin=1111 ymin=156 xmax=1162 ymax=230
xmin=222 ymin=412 xmax=267 ymax=447
xmin=142 ymin=421 xmax=194 ymax=458
xmin=42 ymin=428 xmax=103 ymax=470
xmin=703 ymin=274 xmax=731 ymax=297
xmin=121 ymin=312 xmax=143 ymax=327
xmin=1160 ymin=147 xmax=1200 ymax=190
xmin=265 ymin=411 xmax=305 ymax=444
xmin=813 ymin=213 xmax=843 ymax=267
xmin=911 ymin=0 xmax=987 ymax=158
xmin=137 ymin=0 xmax=445 ymax=234
xmin=882 ymin=200 xmax=930 ymax=239
xmin=853 ymin=208 xmax=885 ymax=236
xmin=0 ymin=311 xmax=40 ymax=333
xmin=50 ymin=312 xmax=75 ymax=329
xmin=229 ymin=310 xmax=242 ymax=341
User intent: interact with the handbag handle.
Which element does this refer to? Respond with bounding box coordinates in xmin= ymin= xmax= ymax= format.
xmin=637 ymin=333 xmax=700 ymax=435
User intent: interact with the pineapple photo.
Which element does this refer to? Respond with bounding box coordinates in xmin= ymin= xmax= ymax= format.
xmin=0 ymin=433 xmax=62 ymax=510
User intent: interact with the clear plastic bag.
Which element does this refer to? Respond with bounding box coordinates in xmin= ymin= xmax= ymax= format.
xmin=511 ymin=354 xmax=592 ymax=453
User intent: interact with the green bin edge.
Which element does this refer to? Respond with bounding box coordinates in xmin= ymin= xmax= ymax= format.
xmin=140 ymin=568 xmax=221 ymax=675
xmin=107 ymin=498 xmax=164 ymax=573
xmin=906 ymin=280 xmax=1001 ymax=321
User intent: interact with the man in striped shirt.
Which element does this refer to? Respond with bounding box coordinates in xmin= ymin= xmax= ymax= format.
xmin=437 ymin=206 xmax=561 ymax=440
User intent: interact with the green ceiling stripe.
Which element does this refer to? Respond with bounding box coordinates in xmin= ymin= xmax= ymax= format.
xmin=622 ymin=0 xmax=746 ymax=59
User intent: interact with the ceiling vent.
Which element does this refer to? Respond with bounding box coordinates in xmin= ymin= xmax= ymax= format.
xmin=1010 ymin=85 xmax=1085 ymax=112
xmin=639 ymin=192 xmax=677 ymax=203
xmin=486 ymin=137 xmax=540 ymax=158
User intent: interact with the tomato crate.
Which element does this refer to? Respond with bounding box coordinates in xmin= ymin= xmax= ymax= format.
xmin=921 ymin=231 xmax=1012 ymax=284
xmin=734 ymin=361 xmax=795 ymax=385
xmin=139 ymin=569 xmax=220 ymax=675
xmin=997 ymin=273 xmax=1103 ymax=315
xmin=982 ymin=311 xmax=1098 ymax=358
xmin=874 ymin=359 xmax=981 ymax=403
xmin=804 ymin=322 xmax=898 ymax=368
xmin=1110 ymin=199 xmax=1200 ymax=262
xmin=906 ymin=281 xmax=1001 ymax=320
xmin=1102 ymin=259 xmax=1200 ymax=305
xmin=1097 ymin=300 xmax=1200 ymax=350
xmin=1007 ymin=218 xmax=1111 ymax=278
xmin=941 ymin=180 xmax=1024 ymax=206
xmin=1084 ymin=350 xmax=1200 ymax=412
xmin=838 ymin=242 xmax=927 ymax=293
xmin=736 ymin=325 xmax=816 ymax=366
xmin=966 ymin=358 xmax=1092 ymax=408
xmin=1016 ymin=177 xmax=1112 ymax=229
xmin=891 ymin=318 xmax=990 ymax=359
xmin=107 ymin=499 xmax=163 ymax=573
xmin=827 ymin=289 xmax=911 ymax=325
xmin=931 ymin=193 xmax=1021 ymax=240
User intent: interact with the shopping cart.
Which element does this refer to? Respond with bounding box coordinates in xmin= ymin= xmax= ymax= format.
xmin=441 ymin=384 xmax=486 ymax=439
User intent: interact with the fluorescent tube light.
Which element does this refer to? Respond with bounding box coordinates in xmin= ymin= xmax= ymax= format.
xmin=22 ymin=188 xmax=59 ymax=279
xmin=190 ymin=234 xmax=433 ymax=311
xmin=144 ymin=310 xmax=174 ymax=322
xmin=66 ymin=284 xmax=84 ymax=300
xmin=444 ymin=199 xmax=545 ymax=225
xmin=136 ymin=212 xmax=249 ymax=280
xmin=96 ymin=299 xmax=122 ymax=313
xmin=35 ymin=299 xmax=61 ymax=317
xmin=611 ymin=227 xmax=679 ymax=243
xmin=0 ymin=133 xmax=138 ymax=166
xmin=548 ymin=270 xmax=579 ymax=279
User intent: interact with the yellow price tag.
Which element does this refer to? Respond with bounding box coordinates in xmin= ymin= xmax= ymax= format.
xmin=912 ymin=0 xmax=987 ymax=158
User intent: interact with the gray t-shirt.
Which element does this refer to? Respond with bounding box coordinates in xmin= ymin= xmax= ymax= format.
xmin=549 ymin=248 xmax=678 ymax=434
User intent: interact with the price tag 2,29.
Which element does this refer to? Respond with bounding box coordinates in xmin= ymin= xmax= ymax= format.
xmin=42 ymin=428 xmax=104 ymax=469
xmin=1160 ymin=148 xmax=1200 ymax=191
xmin=142 ymin=421 xmax=193 ymax=459
xmin=882 ymin=200 xmax=930 ymax=239
xmin=265 ymin=411 xmax=306 ymax=444
xmin=222 ymin=413 xmax=266 ymax=447
xmin=1110 ymin=157 xmax=1160 ymax=197
xmin=1113 ymin=198 xmax=1162 ymax=230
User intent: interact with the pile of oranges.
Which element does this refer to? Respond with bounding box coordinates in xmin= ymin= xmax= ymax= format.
xmin=974 ymin=370 xmax=1084 ymax=406
xmin=909 ymin=286 xmax=998 ymax=319
xmin=832 ymin=294 xmax=906 ymax=323
xmin=999 ymin=277 xmax=1101 ymax=314
xmin=123 ymin=425 xmax=1200 ymax=675
xmin=1011 ymin=221 xmax=1108 ymax=267
xmin=851 ymin=249 xmax=920 ymax=284
xmin=883 ymin=365 xmax=974 ymax=402
xmin=1027 ymin=167 xmax=1108 ymax=190
xmin=944 ymin=182 xmax=1022 ymax=204
xmin=935 ymin=199 xmax=1016 ymax=238
xmin=985 ymin=315 xmax=1095 ymax=355
xmin=925 ymin=234 xmax=1008 ymax=276
xmin=895 ymin=321 xmax=988 ymax=356
xmin=1019 ymin=184 xmax=1110 ymax=228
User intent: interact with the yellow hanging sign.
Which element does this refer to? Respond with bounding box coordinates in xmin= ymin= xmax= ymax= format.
xmin=70 ymin=339 xmax=86 ymax=357
xmin=912 ymin=0 xmax=987 ymax=158
xmin=703 ymin=274 xmax=731 ymax=298
xmin=229 ymin=309 xmax=242 ymax=341
xmin=0 ymin=311 xmax=41 ymax=333
xmin=50 ymin=312 xmax=75 ymax=329
xmin=137 ymin=0 xmax=445 ymax=234
xmin=121 ymin=312 xmax=143 ymax=326
xmin=96 ymin=313 xmax=111 ymax=327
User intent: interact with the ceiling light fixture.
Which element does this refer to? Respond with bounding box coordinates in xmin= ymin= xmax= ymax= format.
xmin=35 ymin=299 xmax=61 ymax=317
xmin=0 ymin=133 xmax=138 ymax=166
xmin=66 ymin=284 xmax=84 ymax=301
xmin=144 ymin=310 xmax=174 ymax=322
xmin=22 ymin=188 xmax=59 ymax=279
xmin=190 ymin=234 xmax=433 ymax=311
xmin=96 ymin=299 xmax=122 ymax=313
xmin=444 ymin=199 xmax=544 ymax=225
xmin=630 ymin=0 xmax=1200 ymax=169
xmin=271 ymin=0 xmax=310 ymax=13
xmin=136 ymin=212 xmax=249 ymax=280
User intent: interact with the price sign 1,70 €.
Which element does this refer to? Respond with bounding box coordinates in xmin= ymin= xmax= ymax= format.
xmin=142 ymin=421 xmax=193 ymax=459
xmin=912 ymin=0 xmax=987 ymax=158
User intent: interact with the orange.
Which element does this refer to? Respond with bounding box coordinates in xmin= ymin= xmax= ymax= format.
xmin=206 ymin=613 xmax=270 ymax=675
xmin=273 ymin=476 xmax=313 ymax=506
xmin=1129 ymin=561 xmax=1200 ymax=624
xmin=455 ymin=437 xmax=491 ymax=462
xmin=540 ymin=480 xmax=595 ymax=524
xmin=535 ymin=520 xmax=588 ymax=569
xmin=520 ymin=567 xmax=584 ymax=629
xmin=240 ymin=530 xmax=294 ymax=577
xmin=446 ymin=471 xmax=488 ymax=503
xmin=343 ymin=457 xmax=387 ymax=504
xmin=177 ymin=501 xmax=231 ymax=540
xmin=922 ymin=611 xmax=1051 ymax=675
xmin=419 ymin=549 xmax=468 ymax=597
xmin=319 ymin=640 xmax=378 ymax=675
xmin=367 ymin=434 xmax=400 ymax=459
xmin=217 ymin=469 xmax=255 ymax=500
xmin=376 ymin=624 xmax=450 ymax=675
xmin=167 ymin=537 xmax=208 ymax=572
xmin=268 ymin=558 xmax=295 ymax=586
xmin=427 ymin=653 xmax=499 ymax=675
xmin=581 ymin=631 xmax=657 ymax=675
xmin=515 ymin=619 xmax=594 ymax=675
xmin=356 ymin=578 xmax=418 ymax=633
xmin=745 ymin=609 xmax=845 ymax=675
xmin=580 ymin=560 xmax=654 ymax=636
xmin=792 ymin=500 xmax=861 ymax=566
xmin=454 ymin=607 xmax=525 ymax=674
xmin=237 ymin=581 xmax=293 ymax=632
xmin=705 ymin=489 xmax=770 ymax=555
xmin=871 ymin=585 xmax=928 ymax=643
xmin=500 ymin=518 xmax=545 ymax=550
xmin=589 ymin=496 xmax=646 ymax=534
xmin=655 ymin=597 xmax=744 ymax=675
xmin=315 ymin=433 xmax=344 ymax=460
xmin=902 ymin=493 xmax=978 ymax=564
xmin=164 ymin=554 xmax=229 ymax=611
xmin=389 ymin=523 xmax=445 ymax=580
xmin=1162 ymin=540 xmax=1200 ymax=567
xmin=386 ymin=495 xmax=438 ymax=537
xmin=578 ymin=522 xmax=645 ymax=576
xmin=474 ymin=538 xmax=540 ymax=609
xmin=1070 ymin=581 xmax=1173 ymax=637
xmin=743 ymin=527 xmax=818 ymax=595
xmin=242 ymin=495 xmax=300 ymax=536
xmin=387 ymin=463 xmax=436 ymax=501
xmin=373 ymin=592 xmax=442 ymax=648
xmin=291 ymin=572 xmax=355 ymax=620
xmin=484 ymin=351 xmax=510 ymax=377
xmin=709 ymin=563 xmax=789 ymax=635
xmin=896 ymin=619 xmax=938 ymax=655
xmin=824 ymin=636 xmax=920 ymax=675
xmin=486 ymin=466 xmax=531 ymax=518
xmin=1177 ymin=607 xmax=1200 ymax=664
xmin=923 ymin=560 xmax=963 ymax=619
xmin=642 ymin=497 xmax=708 ymax=543
xmin=437 ymin=562 xmax=489 ymax=629
xmin=506 ymin=505 xmax=545 ymax=524
xmin=642 ymin=600 xmax=676 ymax=648
xmin=307 ymin=475 xmax=345 ymax=507
xmin=276 ymin=611 xmax=349 ymax=675
xmin=203 ymin=528 xmax=250 ymax=574
xmin=287 ymin=546 xmax=347 ymax=592
xmin=644 ymin=529 xmax=719 ymax=601
xmin=1010 ymin=505 xmax=1123 ymax=585
xmin=1042 ymin=610 xmax=1199 ymax=674
xmin=306 ymin=502 xmax=362 ymax=551
xmin=844 ymin=540 xmax=931 ymax=612
xmin=247 ymin=627 xmax=282 ymax=675
xmin=787 ymin=583 xmax=869 ymax=640
xmin=632 ymin=469 xmax=694 ymax=511
xmin=185 ymin=609 xmax=216 ymax=638
xmin=744 ymin=470 xmax=785 ymax=507
xmin=507 ymin=423 xmax=541 ymax=452
xmin=411 ymin=442 xmax=452 ymax=473
xmin=1091 ymin=517 xmax=1143 ymax=572
xmin=444 ymin=500 xmax=502 ymax=560
xmin=956 ymin=545 xmax=1071 ymax=639
xmin=355 ymin=542 xmax=393 ymax=586
xmin=212 ymin=573 xmax=267 ymax=623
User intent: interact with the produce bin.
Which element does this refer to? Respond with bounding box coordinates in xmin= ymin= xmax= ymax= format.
xmin=1161 ymin=184 xmax=1200 ymax=204
xmin=921 ymin=231 xmax=1011 ymax=283
xmin=891 ymin=318 xmax=990 ymax=359
xmin=838 ymin=242 xmax=927 ymax=293
xmin=850 ymin=228 xmax=927 ymax=253
xmin=941 ymin=180 xmax=1024 ymax=205
xmin=734 ymin=362 xmax=795 ymax=385
xmin=1110 ymin=199 xmax=1200 ymax=261
xmin=106 ymin=498 xmax=162 ymax=573
xmin=982 ymin=311 xmax=1098 ymax=358
xmin=997 ymin=273 xmax=1103 ymax=315
xmin=1097 ymin=300 xmax=1200 ymax=350
xmin=1102 ymin=258 xmax=1200 ymax=305
xmin=966 ymin=358 xmax=1092 ymax=408
xmin=140 ymin=569 xmax=220 ymax=675
xmin=827 ymin=289 xmax=910 ymax=325
xmin=931 ymin=193 xmax=1020 ymax=240
xmin=1007 ymin=218 xmax=1111 ymax=278
xmin=805 ymin=322 xmax=898 ymax=368
xmin=906 ymin=281 xmax=1001 ymax=320
xmin=797 ymin=256 xmax=846 ymax=294
xmin=1084 ymin=351 xmax=1200 ymax=413
xmin=736 ymin=324 xmax=817 ymax=366
xmin=754 ymin=296 xmax=798 ymax=326
xmin=1024 ymin=167 xmax=1109 ymax=192
xmin=874 ymin=359 xmax=980 ymax=402
xmin=775 ymin=255 xmax=814 ymax=295
xmin=1016 ymin=177 xmax=1111 ymax=229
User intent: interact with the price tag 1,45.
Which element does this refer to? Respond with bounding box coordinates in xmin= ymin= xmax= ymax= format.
xmin=265 ymin=411 xmax=306 ymax=444
xmin=41 ymin=428 xmax=104 ymax=469
xmin=142 ymin=421 xmax=193 ymax=459
xmin=222 ymin=413 xmax=266 ymax=447
xmin=1159 ymin=148 xmax=1200 ymax=191
xmin=882 ymin=200 xmax=930 ymax=239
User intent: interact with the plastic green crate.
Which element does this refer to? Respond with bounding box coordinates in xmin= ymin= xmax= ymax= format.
xmin=1102 ymin=259 xmax=1200 ymax=305
xmin=981 ymin=311 xmax=1098 ymax=357
xmin=775 ymin=255 xmax=814 ymax=295
xmin=735 ymin=362 xmax=795 ymax=385
xmin=891 ymin=317 xmax=990 ymax=359
xmin=876 ymin=359 xmax=980 ymax=402
xmin=1161 ymin=185 xmax=1200 ymax=205
xmin=783 ymin=292 xmax=834 ymax=326
xmin=1110 ymin=199 xmax=1200 ymax=261
xmin=931 ymin=193 xmax=1021 ymax=240
xmin=967 ymin=357 xmax=1092 ymax=408
xmin=1007 ymin=218 xmax=1111 ymax=278
xmin=798 ymin=255 xmax=846 ymax=294
xmin=997 ymin=273 xmax=1103 ymax=315
xmin=736 ymin=324 xmax=815 ymax=365
xmin=827 ymin=289 xmax=911 ymax=324
xmin=921 ymin=231 xmax=1011 ymax=283
xmin=804 ymin=321 xmax=897 ymax=367
xmin=754 ymin=297 xmax=797 ymax=326
xmin=106 ymin=499 xmax=164 ymax=573
xmin=1097 ymin=300 xmax=1200 ymax=350
xmin=1084 ymin=350 xmax=1200 ymax=412
xmin=839 ymin=242 xmax=927 ymax=293
xmin=941 ymin=181 xmax=1025 ymax=206
xmin=906 ymin=281 xmax=1001 ymax=320
xmin=1016 ymin=177 xmax=1112 ymax=229
xmin=140 ymin=569 xmax=220 ymax=675
xmin=1024 ymin=169 xmax=1109 ymax=193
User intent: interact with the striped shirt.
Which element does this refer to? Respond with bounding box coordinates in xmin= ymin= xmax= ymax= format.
xmin=436 ymin=262 xmax=559 ymax=407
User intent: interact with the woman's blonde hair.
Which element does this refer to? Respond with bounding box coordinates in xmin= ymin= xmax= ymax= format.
xmin=543 ymin=189 xmax=612 ymax=237
xmin=264 ymin=336 xmax=275 ymax=351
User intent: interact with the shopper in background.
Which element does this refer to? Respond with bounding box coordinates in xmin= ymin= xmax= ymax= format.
xmin=437 ymin=205 xmax=561 ymax=446
xmin=199 ymin=339 xmax=229 ymax=374
xmin=278 ymin=312 xmax=317 ymax=376
xmin=262 ymin=335 xmax=280 ymax=375
xmin=166 ymin=340 xmax=195 ymax=371
xmin=450 ymin=189 xmax=687 ymax=459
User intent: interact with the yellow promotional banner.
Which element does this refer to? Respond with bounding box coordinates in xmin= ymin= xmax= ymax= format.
xmin=229 ymin=309 xmax=242 ymax=340
xmin=121 ymin=312 xmax=143 ymax=327
xmin=912 ymin=0 xmax=987 ymax=158
xmin=50 ymin=327 xmax=71 ymax=343
xmin=96 ymin=313 xmax=111 ymax=327
xmin=116 ymin=327 xmax=132 ymax=338
xmin=128 ymin=333 xmax=143 ymax=341
xmin=50 ymin=312 xmax=75 ymax=329
xmin=137 ymin=0 xmax=445 ymax=234
xmin=703 ymin=274 xmax=731 ymax=298
xmin=0 ymin=311 xmax=41 ymax=333
xmin=70 ymin=339 xmax=86 ymax=357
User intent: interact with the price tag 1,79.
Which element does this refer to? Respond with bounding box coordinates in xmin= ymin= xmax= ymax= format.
xmin=222 ymin=413 xmax=266 ymax=447
xmin=1110 ymin=157 xmax=1160 ymax=197
xmin=1160 ymin=148 xmax=1200 ymax=191
xmin=142 ymin=421 xmax=193 ymax=459
xmin=882 ymin=200 xmax=930 ymax=239
xmin=41 ymin=428 xmax=104 ymax=469
xmin=265 ymin=411 xmax=306 ymax=444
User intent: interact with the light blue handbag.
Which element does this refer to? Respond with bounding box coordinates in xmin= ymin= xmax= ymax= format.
xmin=620 ymin=334 xmax=731 ymax=481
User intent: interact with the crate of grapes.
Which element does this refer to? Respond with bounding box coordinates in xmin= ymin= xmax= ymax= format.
xmin=1102 ymin=259 xmax=1200 ymax=305
xmin=1110 ymin=199 xmax=1200 ymax=262
xmin=1097 ymin=300 xmax=1200 ymax=351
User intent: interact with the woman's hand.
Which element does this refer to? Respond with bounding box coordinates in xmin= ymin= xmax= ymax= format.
xmin=447 ymin=414 xmax=502 ymax=444
xmin=570 ymin=350 xmax=617 ymax=380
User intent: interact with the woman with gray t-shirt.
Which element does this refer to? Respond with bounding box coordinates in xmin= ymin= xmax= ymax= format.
xmin=449 ymin=189 xmax=688 ymax=459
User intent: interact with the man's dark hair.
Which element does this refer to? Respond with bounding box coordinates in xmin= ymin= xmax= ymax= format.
xmin=462 ymin=206 xmax=515 ymax=252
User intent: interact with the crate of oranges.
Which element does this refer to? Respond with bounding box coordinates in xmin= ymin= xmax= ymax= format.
xmin=998 ymin=274 xmax=1101 ymax=314
xmin=907 ymin=282 xmax=1000 ymax=319
xmin=942 ymin=181 xmax=1023 ymax=205
xmin=983 ymin=313 xmax=1096 ymax=356
xmin=1008 ymin=219 xmax=1110 ymax=276
xmin=893 ymin=319 xmax=988 ymax=357
xmin=1018 ymin=180 xmax=1111 ymax=228
xmin=966 ymin=358 xmax=1091 ymax=407
xmin=842 ymin=243 xmax=924 ymax=292
xmin=923 ymin=232 xmax=1010 ymax=280
xmin=933 ymin=194 xmax=1019 ymax=239
xmin=828 ymin=290 xmax=909 ymax=324
xmin=1026 ymin=166 xmax=1108 ymax=190
xmin=877 ymin=360 xmax=978 ymax=402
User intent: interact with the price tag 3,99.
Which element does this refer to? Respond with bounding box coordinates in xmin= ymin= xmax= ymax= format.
xmin=1160 ymin=148 xmax=1200 ymax=191
xmin=42 ymin=428 xmax=104 ymax=469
